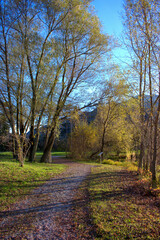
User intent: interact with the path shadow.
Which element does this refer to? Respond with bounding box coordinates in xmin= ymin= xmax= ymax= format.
xmin=0 ymin=170 xmax=137 ymax=219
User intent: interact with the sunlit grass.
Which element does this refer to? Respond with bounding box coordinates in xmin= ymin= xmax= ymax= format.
xmin=36 ymin=151 xmax=68 ymax=157
xmin=0 ymin=152 xmax=67 ymax=211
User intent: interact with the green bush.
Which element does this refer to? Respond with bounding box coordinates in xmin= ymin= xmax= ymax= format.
xmin=102 ymin=159 xmax=122 ymax=166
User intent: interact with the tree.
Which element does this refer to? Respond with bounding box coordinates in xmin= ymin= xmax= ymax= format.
xmin=69 ymin=110 xmax=97 ymax=159
xmin=0 ymin=0 xmax=28 ymax=166
xmin=40 ymin=1 xmax=110 ymax=162
xmin=123 ymin=0 xmax=160 ymax=186
xmin=0 ymin=0 xmax=111 ymax=165
xmin=92 ymin=68 xmax=130 ymax=159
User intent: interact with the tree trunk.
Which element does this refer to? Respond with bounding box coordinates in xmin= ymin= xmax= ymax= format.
xmin=138 ymin=141 xmax=143 ymax=170
xmin=151 ymin=122 xmax=158 ymax=188
xmin=44 ymin=129 xmax=50 ymax=151
xmin=41 ymin=104 xmax=63 ymax=163
xmin=41 ymin=130 xmax=55 ymax=163
xmin=43 ymin=119 xmax=51 ymax=151
xmin=28 ymin=105 xmax=36 ymax=162
xmin=90 ymin=149 xmax=100 ymax=159
xmin=28 ymin=126 xmax=34 ymax=162
xmin=151 ymin=80 xmax=160 ymax=187
xmin=14 ymin=132 xmax=24 ymax=167
xmin=12 ymin=136 xmax=17 ymax=159
xmin=29 ymin=132 xmax=40 ymax=162
xmin=145 ymin=146 xmax=149 ymax=171
xmin=100 ymin=125 xmax=106 ymax=161
xmin=138 ymin=58 xmax=144 ymax=172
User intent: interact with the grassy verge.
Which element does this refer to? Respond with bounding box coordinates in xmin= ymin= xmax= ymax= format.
xmin=0 ymin=152 xmax=67 ymax=211
xmin=88 ymin=165 xmax=160 ymax=240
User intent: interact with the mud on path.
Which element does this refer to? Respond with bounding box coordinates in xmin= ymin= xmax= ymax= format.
xmin=0 ymin=158 xmax=95 ymax=240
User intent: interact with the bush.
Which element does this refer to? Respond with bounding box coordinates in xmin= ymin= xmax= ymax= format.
xmin=69 ymin=120 xmax=97 ymax=159
xmin=102 ymin=159 xmax=122 ymax=166
xmin=102 ymin=159 xmax=138 ymax=171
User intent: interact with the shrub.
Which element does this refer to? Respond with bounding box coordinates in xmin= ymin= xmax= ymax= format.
xmin=102 ymin=159 xmax=122 ymax=166
xmin=69 ymin=119 xmax=97 ymax=160
xmin=102 ymin=159 xmax=138 ymax=171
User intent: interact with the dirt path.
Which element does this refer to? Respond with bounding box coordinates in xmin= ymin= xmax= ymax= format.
xmin=0 ymin=158 xmax=95 ymax=240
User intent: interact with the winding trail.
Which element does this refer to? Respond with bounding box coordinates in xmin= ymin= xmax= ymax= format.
xmin=0 ymin=158 xmax=95 ymax=240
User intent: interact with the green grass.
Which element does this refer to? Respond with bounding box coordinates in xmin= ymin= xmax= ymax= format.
xmin=0 ymin=152 xmax=17 ymax=162
xmin=36 ymin=151 xmax=68 ymax=157
xmin=35 ymin=151 xmax=68 ymax=161
xmin=0 ymin=152 xmax=67 ymax=211
xmin=88 ymin=165 xmax=160 ymax=240
xmin=0 ymin=151 xmax=68 ymax=163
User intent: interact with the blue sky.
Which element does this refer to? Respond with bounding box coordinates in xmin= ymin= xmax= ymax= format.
xmin=92 ymin=0 xmax=128 ymax=67
xmin=92 ymin=0 xmax=123 ymax=37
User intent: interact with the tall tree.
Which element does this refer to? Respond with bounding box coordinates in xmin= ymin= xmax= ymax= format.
xmin=123 ymin=0 xmax=160 ymax=186
xmin=92 ymin=69 xmax=130 ymax=159
xmin=0 ymin=0 xmax=111 ymax=165
xmin=40 ymin=1 xmax=110 ymax=162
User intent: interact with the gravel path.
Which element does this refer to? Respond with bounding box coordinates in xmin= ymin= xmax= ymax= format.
xmin=0 ymin=158 xmax=95 ymax=240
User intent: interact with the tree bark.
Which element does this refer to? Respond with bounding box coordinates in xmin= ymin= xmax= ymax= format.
xmin=150 ymin=60 xmax=160 ymax=188
xmin=100 ymin=125 xmax=106 ymax=161
xmin=138 ymin=58 xmax=144 ymax=171
xmin=41 ymin=129 xmax=56 ymax=163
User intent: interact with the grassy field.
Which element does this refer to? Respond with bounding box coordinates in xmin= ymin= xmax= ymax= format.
xmin=88 ymin=165 xmax=160 ymax=240
xmin=0 ymin=152 xmax=67 ymax=211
